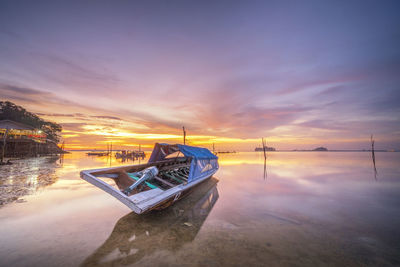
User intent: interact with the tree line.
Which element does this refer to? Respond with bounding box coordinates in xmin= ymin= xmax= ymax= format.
xmin=0 ymin=101 xmax=62 ymax=143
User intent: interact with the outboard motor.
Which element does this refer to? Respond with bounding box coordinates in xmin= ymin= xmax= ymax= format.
xmin=123 ymin=166 xmax=158 ymax=195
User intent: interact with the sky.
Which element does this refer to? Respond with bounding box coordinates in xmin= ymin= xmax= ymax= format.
xmin=0 ymin=0 xmax=399 ymax=151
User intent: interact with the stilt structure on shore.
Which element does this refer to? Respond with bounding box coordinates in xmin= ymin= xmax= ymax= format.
xmin=0 ymin=120 xmax=65 ymax=163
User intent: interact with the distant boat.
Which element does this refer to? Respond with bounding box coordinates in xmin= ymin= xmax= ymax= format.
xmin=86 ymin=151 xmax=109 ymax=156
xmin=80 ymin=143 xmax=219 ymax=214
xmin=255 ymin=146 xmax=276 ymax=151
xmin=215 ymin=151 xmax=236 ymax=154
xmin=115 ymin=150 xmax=145 ymax=159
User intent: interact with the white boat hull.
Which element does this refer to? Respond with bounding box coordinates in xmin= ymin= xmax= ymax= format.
xmin=80 ymin=167 xmax=217 ymax=214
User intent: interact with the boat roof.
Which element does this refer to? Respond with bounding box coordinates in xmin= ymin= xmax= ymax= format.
xmin=148 ymin=143 xmax=217 ymax=163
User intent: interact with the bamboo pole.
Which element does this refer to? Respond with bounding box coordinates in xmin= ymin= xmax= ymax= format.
xmin=371 ymin=134 xmax=377 ymax=180
xmin=183 ymin=126 xmax=186 ymax=145
xmin=1 ymin=129 xmax=8 ymax=163
xmin=261 ymin=137 xmax=267 ymax=160
xmin=261 ymin=137 xmax=267 ymax=179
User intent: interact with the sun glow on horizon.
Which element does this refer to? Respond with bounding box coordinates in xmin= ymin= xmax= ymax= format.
xmin=60 ymin=123 xmax=380 ymax=151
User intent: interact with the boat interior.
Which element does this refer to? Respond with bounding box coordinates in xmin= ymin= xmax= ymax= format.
xmin=91 ymin=155 xmax=192 ymax=196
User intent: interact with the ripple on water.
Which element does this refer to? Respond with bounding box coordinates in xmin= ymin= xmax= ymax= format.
xmin=0 ymin=156 xmax=61 ymax=206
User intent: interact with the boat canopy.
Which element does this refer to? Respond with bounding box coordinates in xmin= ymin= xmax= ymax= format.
xmin=148 ymin=143 xmax=218 ymax=183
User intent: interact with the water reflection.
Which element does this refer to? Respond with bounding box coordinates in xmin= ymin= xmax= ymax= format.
xmin=1 ymin=152 xmax=399 ymax=266
xmin=263 ymin=158 xmax=267 ymax=180
xmin=114 ymin=155 xmax=144 ymax=165
xmin=0 ymin=156 xmax=60 ymax=205
xmin=371 ymin=136 xmax=378 ymax=180
xmin=82 ymin=177 xmax=219 ymax=266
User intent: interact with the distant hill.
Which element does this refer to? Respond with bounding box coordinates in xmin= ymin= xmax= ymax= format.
xmin=255 ymin=146 xmax=276 ymax=151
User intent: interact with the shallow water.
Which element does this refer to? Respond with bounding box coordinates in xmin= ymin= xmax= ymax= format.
xmin=0 ymin=151 xmax=399 ymax=266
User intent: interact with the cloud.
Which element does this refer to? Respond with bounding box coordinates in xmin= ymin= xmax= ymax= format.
xmin=36 ymin=113 xmax=76 ymax=117
xmin=0 ymin=82 xmax=78 ymax=107
xmin=295 ymin=119 xmax=400 ymax=137
xmin=296 ymin=120 xmax=347 ymax=131
xmin=60 ymin=123 xmax=88 ymax=132
xmin=0 ymin=84 xmax=49 ymax=95
xmin=1 ymin=0 xmax=400 ymax=149
xmin=33 ymin=53 xmax=121 ymax=91
xmin=90 ymin=115 xmax=122 ymax=121
xmin=0 ymin=83 xmax=52 ymax=105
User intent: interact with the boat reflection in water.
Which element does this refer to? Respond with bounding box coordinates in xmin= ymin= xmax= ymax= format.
xmin=82 ymin=177 xmax=219 ymax=266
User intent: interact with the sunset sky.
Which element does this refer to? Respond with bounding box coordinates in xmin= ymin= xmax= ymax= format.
xmin=1 ymin=1 xmax=399 ymax=151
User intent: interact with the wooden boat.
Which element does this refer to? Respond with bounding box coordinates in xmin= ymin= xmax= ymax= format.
xmin=81 ymin=177 xmax=219 ymax=266
xmin=86 ymin=151 xmax=109 ymax=156
xmin=80 ymin=143 xmax=219 ymax=214
xmin=115 ymin=150 xmax=145 ymax=159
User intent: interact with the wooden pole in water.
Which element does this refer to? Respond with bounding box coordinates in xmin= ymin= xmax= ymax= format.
xmin=261 ymin=137 xmax=268 ymax=179
xmin=14 ymin=140 xmax=17 ymax=157
xmin=109 ymin=142 xmax=112 ymax=167
xmin=261 ymin=137 xmax=267 ymax=160
xmin=371 ymin=134 xmax=377 ymax=180
xmin=1 ymin=129 xmax=8 ymax=164
xmin=183 ymin=126 xmax=186 ymax=145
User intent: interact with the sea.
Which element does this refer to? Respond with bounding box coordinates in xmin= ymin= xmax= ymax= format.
xmin=0 ymin=151 xmax=399 ymax=266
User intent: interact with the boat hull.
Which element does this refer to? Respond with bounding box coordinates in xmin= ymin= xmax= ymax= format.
xmin=80 ymin=164 xmax=217 ymax=214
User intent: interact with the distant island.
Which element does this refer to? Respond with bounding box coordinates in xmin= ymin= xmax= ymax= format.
xmin=255 ymin=146 xmax=276 ymax=151
xmin=312 ymin=147 xmax=328 ymax=151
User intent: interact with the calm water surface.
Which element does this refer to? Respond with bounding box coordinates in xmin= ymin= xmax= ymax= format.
xmin=0 ymin=151 xmax=399 ymax=266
